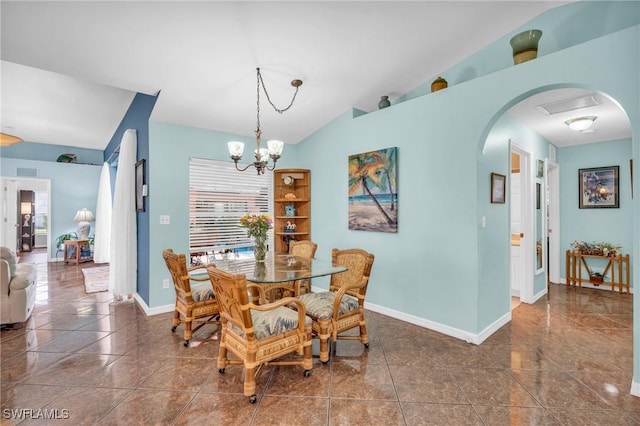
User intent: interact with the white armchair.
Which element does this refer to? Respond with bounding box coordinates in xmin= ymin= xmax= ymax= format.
xmin=1 ymin=247 xmax=37 ymax=326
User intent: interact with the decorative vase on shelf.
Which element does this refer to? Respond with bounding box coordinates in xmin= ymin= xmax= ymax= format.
xmin=431 ymin=76 xmax=448 ymax=92
xmin=378 ymin=95 xmax=391 ymax=109
xmin=510 ymin=29 xmax=543 ymax=65
xmin=253 ymin=234 xmax=267 ymax=262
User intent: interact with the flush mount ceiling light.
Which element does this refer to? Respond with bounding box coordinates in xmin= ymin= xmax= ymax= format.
xmin=0 ymin=132 xmax=23 ymax=147
xmin=228 ymin=68 xmax=303 ymax=175
xmin=565 ymin=116 xmax=597 ymax=132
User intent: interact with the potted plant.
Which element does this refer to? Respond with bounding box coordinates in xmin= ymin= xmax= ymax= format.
xmin=570 ymin=241 xmax=621 ymax=257
xmin=55 ymin=232 xmax=78 ymax=259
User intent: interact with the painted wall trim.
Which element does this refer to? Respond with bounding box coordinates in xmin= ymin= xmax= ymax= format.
xmin=133 ymin=294 xmax=174 ymax=317
xmin=631 ymin=380 xmax=640 ymax=397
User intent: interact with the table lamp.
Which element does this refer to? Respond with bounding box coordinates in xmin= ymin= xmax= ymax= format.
xmin=74 ymin=208 xmax=95 ymax=240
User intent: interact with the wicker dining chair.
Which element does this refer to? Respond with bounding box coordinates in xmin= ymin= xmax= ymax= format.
xmin=288 ymin=240 xmax=318 ymax=295
xmin=162 ymin=249 xmax=220 ymax=347
xmin=294 ymin=248 xmax=375 ymax=363
xmin=207 ymin=265 xmax=313 ymax=403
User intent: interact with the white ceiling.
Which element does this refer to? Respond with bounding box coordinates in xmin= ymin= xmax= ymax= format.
xmin=0 ymin=1 xmax=630 ymax=152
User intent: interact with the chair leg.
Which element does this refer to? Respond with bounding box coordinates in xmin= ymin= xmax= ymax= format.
xmin=244 ymin=365 xmax=257 ymax=403
xmin=317 ymin=319 xmax=331 ymax=363
xmin=171 ymin=309 xmax=180 ymax=332
xmin=359 ymin=314 xmax=369 ymax=346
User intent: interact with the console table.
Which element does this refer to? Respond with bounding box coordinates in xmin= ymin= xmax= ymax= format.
xmin=64 ymin=239 xmax=93 ymax=264
xmin=565 ymin=250 xmax=630 ymax=294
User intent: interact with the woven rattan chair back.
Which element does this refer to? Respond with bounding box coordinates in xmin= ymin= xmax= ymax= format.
xmin=207 ymin=264 xmax=313 ymax=403
xmin=289 ymin=240 xmax=318 ymax=259
xmin=329 ymin=248 xmax=374 ymax=298
xmin=288 ymin=240 xmax=318 ymax=295
xmin=162 ymin=249 xmax=219 ymax=347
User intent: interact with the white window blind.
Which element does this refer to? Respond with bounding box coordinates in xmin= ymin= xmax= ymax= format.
xmin=189 ymin=157 xmax=273 ymax=255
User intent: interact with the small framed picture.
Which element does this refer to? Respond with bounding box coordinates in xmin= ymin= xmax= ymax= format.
xmin=135 ymin=159 xmax=146 ymax=212
xmin=579 ymin=165 xmax=619 ymax=208
xmin=491 ymin=173 xmax=506 ymax=204
xmin=537 ymin=159 xmax=544 ymax=178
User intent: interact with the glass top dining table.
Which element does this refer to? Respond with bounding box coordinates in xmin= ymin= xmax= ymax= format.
xmin=200 ymin=251 xmax=347 ymax=284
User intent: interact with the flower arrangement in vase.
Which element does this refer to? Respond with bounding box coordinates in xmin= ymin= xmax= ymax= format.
xmin=570 ymin=240 xmax=621 ymax=257
xmin=239 ymin=214 xmax=273 ymax=262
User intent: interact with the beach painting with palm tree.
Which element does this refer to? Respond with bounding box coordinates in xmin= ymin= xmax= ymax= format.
xmin=348 ymin=147 xmax=398 ymax=232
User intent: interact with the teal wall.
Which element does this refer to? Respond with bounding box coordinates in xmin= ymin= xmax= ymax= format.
xmin=147 ymin=122 xmax=300 ymax=309
xmin=0 ymin=141 xmax=103 ymax=165
xmin=0 ymin=157 xmax=101 ymax=258
xmin=398 ymin=1 xmax=640 ymax=105
xmin=558 ymin=138 xmax=634 ymax=281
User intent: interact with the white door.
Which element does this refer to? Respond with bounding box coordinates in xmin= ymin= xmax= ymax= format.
xmin=510 ymin=141 xmax=534 ymax=303
xmin=1 ymin=178 xmax=19 ymax=250
xmin=510 ymin=172 xmax=522 ymax=296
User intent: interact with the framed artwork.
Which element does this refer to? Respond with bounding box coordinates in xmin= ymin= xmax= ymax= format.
xmin=490 ymin=173 xmax=506 ymax=204
xmin=537 ymin=159 xmax=544 ymax=178
xmin=579 ymin=165 xmax=619 ymax=208
xmin=348 ymin=147 xmax=397 ymax=233
xmin=135 ymin=159 xmax=146 ymax=212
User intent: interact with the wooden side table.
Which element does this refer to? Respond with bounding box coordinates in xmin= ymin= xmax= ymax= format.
xmin=565 ymin=250 xmax=630 ymax=294
xmin=64 ymin=239 xmax=93 ymax=264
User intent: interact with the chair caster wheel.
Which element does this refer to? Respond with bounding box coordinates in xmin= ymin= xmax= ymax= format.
xmin=321 ymin=361 xmax=328 ymax=365
xmin=364 ymin=343 xmax=370 ymax=348
xmin=249 ymin=394 xmax=257 ymax=404
xmin=304 ymin=370 xmax=312 ymax=378
xmin=183 ymin=340 xmax=189 ymax=347
xmin=219 ymin=368 xmax=225 ymax=374
xmin=171 ymin=326 xmax=177 ymax=332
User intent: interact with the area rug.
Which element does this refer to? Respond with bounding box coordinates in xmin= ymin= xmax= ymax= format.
xmin=82 ymin=266 xmax=110 ymax=293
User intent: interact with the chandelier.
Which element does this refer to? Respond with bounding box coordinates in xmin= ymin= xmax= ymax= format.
xmin=228 ymin=68 xmax=303 ymax=174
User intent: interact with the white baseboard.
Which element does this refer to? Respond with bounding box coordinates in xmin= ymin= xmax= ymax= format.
xmin=134 ymin=295 xmax=174 ymax=316
xmin=631 ymin=380 xmax=640 ymax=397
xmin=363 ymin=299 xmax=511 ymax=345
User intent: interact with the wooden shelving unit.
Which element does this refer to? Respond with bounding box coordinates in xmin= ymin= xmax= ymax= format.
xmin=565 ymin=250 xmax=630 ymax=294
xmin=273 ymin=169 xmax=310 ymax=253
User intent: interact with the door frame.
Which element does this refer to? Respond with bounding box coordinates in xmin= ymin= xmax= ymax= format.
xmin=1 ymin=177 xmax=52 ymax=256
xmin=510 ymin=141 xmax=534 ymax=303
xmin=545 ymin=158 xmax=560 ymax=284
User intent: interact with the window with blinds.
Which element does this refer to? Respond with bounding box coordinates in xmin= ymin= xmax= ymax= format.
xmin=189 ymin=157 xmax=273 ymax=257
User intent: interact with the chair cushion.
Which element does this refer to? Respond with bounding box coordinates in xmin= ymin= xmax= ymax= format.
xmin=296 ymin=292 xmax=359 ymax=321
xmin=0 ymin=247 xmax=18 ymax=277
xmin=190 ymin=281 xmax=214 ymax=302
xmin=230 ymin=306 xmax=311 ymax=340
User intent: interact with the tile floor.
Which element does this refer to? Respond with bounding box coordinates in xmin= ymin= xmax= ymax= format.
xmin=1 ymin=249 xmax=639 ymax=425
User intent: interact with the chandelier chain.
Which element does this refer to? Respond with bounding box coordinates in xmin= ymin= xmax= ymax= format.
xmin=257 ymin=68 xmax=300 ymax=117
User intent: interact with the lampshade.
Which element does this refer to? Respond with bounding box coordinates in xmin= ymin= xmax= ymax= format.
xmin=565 ymin=116 xmax=597 ymax=132
xmin=74 ymin=209 xmax=95 ymax=240
xmin=227 ymin=141 xmax=245 ymax=158
xmin=20 ymin=202 xmax=32 ymax=215
xmin=74 ymin=209 xmax=95 ymax=222
xmin=0 ymin=132 xmax=23 ymax=147
xmin=267 ymin=140 xmax=284 ymax=156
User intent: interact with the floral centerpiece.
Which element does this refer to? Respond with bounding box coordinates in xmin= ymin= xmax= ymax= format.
xmin=570 ymin=241 xmax=621 ymax=257
xmin=239 ymin=214 xmax=272 ymax=262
